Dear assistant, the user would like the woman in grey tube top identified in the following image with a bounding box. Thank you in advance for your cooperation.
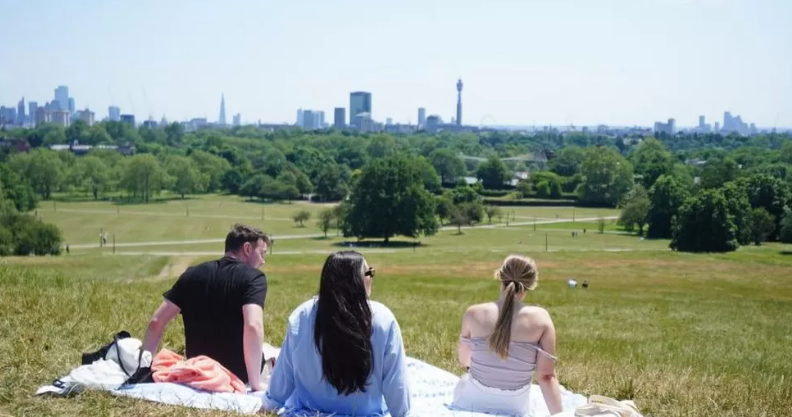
[451,255,563,416]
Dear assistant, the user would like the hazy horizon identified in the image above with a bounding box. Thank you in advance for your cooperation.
[1,0,790,128]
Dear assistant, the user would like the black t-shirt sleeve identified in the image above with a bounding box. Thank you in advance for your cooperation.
[241,271,267,307]
[163,267,192,309]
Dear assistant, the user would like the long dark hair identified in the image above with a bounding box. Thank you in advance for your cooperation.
[314,251,373,395]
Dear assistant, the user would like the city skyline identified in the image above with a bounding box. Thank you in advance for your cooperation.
[1,0,791,127]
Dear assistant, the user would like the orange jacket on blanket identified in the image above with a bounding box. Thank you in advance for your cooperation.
[152,349,247,393]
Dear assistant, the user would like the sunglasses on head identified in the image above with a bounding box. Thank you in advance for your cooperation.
[364,267,375,278]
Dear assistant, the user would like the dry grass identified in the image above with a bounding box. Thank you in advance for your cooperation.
[3,196,792,416]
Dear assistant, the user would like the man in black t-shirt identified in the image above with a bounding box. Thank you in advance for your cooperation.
[141,224,270,390]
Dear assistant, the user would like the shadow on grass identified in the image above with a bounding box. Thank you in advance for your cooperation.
[779,251,792,256]
[110,197,195,206]
[331,240,430,249]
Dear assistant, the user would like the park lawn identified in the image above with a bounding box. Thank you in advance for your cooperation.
[4,196,792,416]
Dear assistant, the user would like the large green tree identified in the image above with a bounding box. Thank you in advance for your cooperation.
[343,155,439,242]
[737,174,790,239]
[699,157,739,189]
[577,147,634,207]
[120,154,169,202]
[646,175,689,239]
[548,147,586,177]
[70,156,112,200]
[671,189,739,253]
[630,138,674,188]
[476,155,510,190]
[189,150,231,192]
[9,149,64,199]
[314,164,349,202]
[429,149,465,184]
[619,185,650,235]
[166,156,205,199]
[749,208,776,245]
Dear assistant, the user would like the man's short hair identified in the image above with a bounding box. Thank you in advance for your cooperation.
[225,224,269,253]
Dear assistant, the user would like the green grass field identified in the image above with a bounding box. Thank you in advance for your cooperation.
[2,195,791,416]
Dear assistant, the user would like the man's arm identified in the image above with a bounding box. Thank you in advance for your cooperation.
[242,303,265,391]
[142,300,180,354]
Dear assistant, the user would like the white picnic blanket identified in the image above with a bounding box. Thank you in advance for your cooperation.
[108,357,587,416]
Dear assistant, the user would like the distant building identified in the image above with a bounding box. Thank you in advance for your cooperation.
[17,98,26,125]
[77,109,95,126]
[0,106,16,125]
[697,115,711,133]
[36,107,51,125]
[653,118,676,135]
[714,122,720,133]
[28,101,38,126]
[722,111,751,135]
[302,110,315,130]
[350,91,372,126]
[333,107,346,128]
[456,79,463,126]
[386,118,393,126]
[233,113,241,127]
[426,115,442,133]
[55,86,69,113]
[296,109,304,126]
[51,110,71,127]
[108,106,121,121]
[68,97,75,115]
[219,93,227,125]
[120,114,136,126]
[315,111,325,129]
[354,112,373,133]
[142,120,158,129]
[418,107,426,128]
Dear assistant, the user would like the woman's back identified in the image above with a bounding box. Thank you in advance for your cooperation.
[462,302,554,389]
[264,298,410,417]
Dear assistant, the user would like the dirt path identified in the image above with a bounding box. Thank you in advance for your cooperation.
[151,256,196,281]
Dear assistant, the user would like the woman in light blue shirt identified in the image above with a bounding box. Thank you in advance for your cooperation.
[264,251,411,417]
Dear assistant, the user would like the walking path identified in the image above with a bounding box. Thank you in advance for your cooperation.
[52,208,293,222]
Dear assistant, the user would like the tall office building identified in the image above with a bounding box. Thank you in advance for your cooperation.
[54,86,69,112]
[120,114,136,126]
[36,107,51,125]
[349,92,372,126]
[302,110,315,130]
[233,113,241,127]
[456,79,463,126]
[296,109,304,126]
[418,108,426,127]
[0,107,16,125]
[714,122,720,133]
[219,94,227,125]
[78,109,95,126]
[68,98,76,115]
[108,106,121,121]
[51,110,71,127]
[699,116,705,128]
[28,101,38,126]
[386,118,393,126]
[334,107,346,128]
[17,98,26,125]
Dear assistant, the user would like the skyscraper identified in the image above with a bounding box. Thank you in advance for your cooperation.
[28,101,38,126]
[219,94,227,125]
[316,111,325,129]
[350,92,372,126]
[456,79,463,126]
[78,109,95,126]
[334,107,346,128]
[54,86,69,112]
[108,106,121,121]
[233,114,241,127]
[17,98,26,125]
[302,110,315,130]
[418,108,426,127]
[699,116,705,128]
[68,98,75,115]
[296,109,304,126]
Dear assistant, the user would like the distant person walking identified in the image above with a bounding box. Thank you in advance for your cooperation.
[142,224,270,390]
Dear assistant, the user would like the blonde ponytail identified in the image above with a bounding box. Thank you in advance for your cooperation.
[489,281,519,359]
[488,255,538,359]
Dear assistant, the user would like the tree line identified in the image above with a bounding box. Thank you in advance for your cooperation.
[2,121,792,254]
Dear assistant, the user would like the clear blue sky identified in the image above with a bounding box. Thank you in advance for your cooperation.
[1,0,790,127]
